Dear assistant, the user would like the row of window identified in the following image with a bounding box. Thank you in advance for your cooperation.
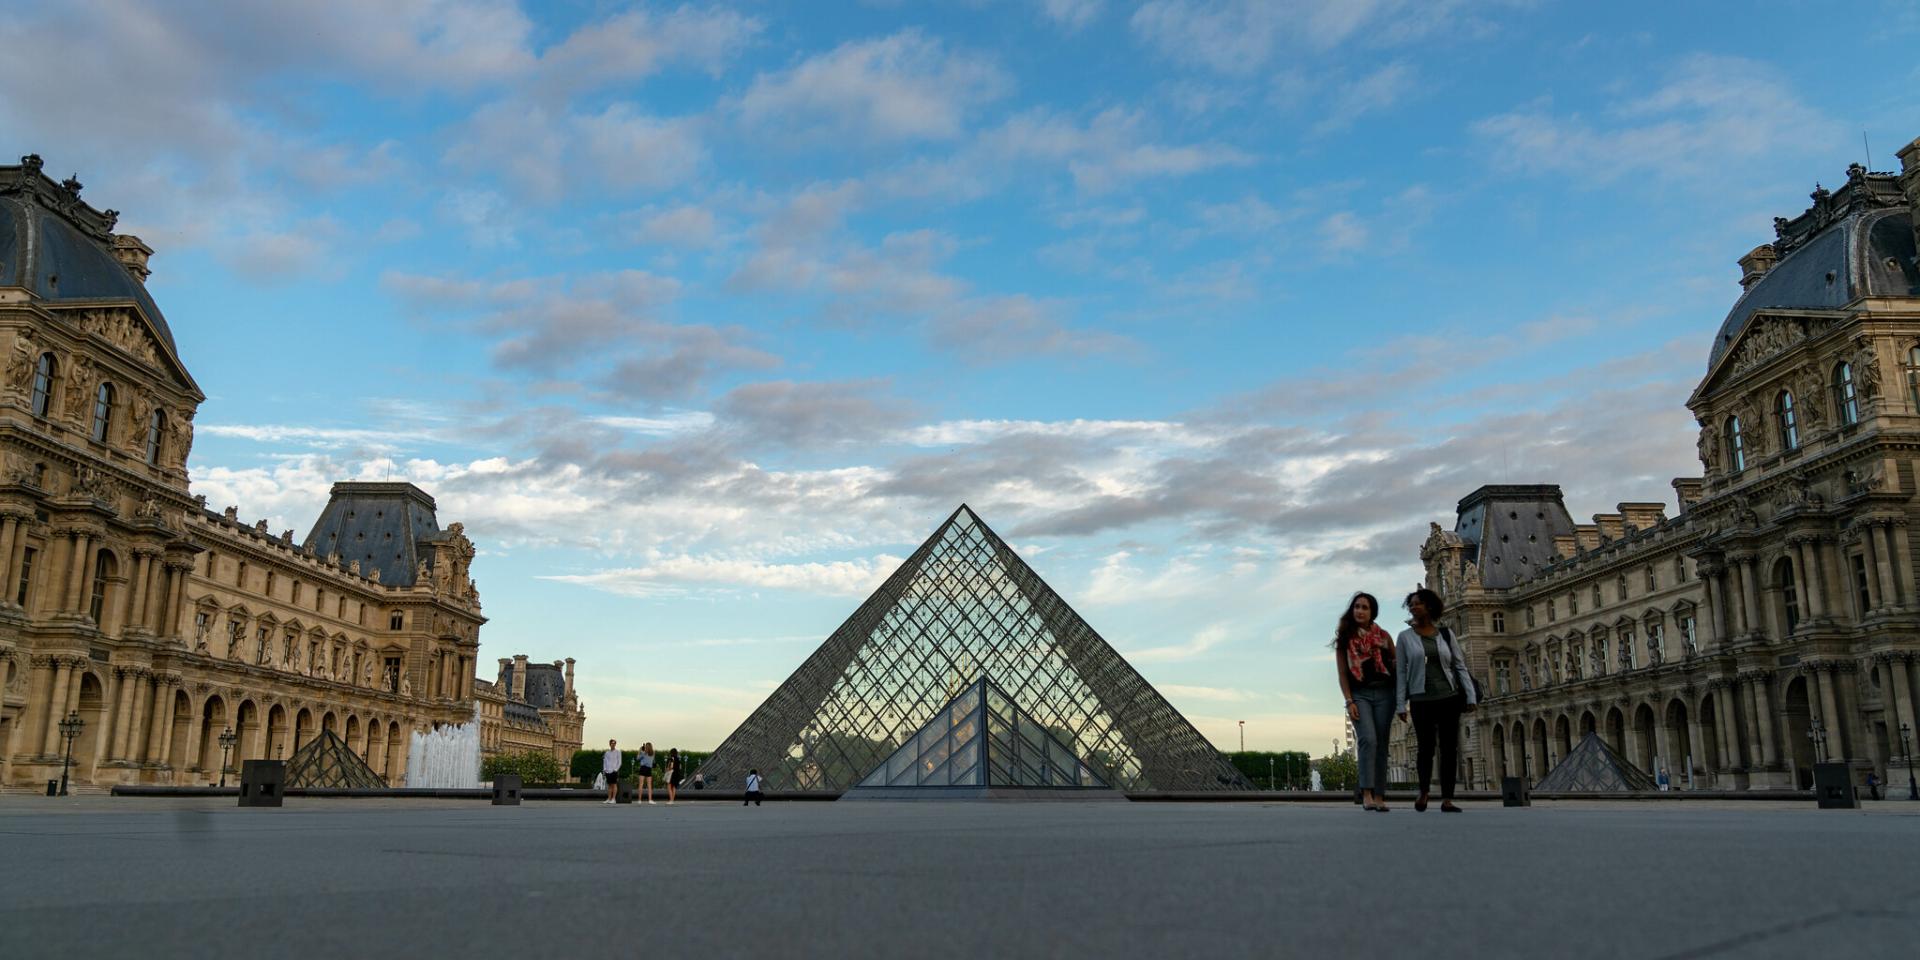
[1489,558,1687,633]
[29,352,166,465]
[1722,360,1868,473]
[1492,612,1699,694]
[204,551,408,630]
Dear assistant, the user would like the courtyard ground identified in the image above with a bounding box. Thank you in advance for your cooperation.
[2,796,1915,958]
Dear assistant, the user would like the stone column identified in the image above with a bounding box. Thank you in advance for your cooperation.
[1686,710,1706,785]
[1752,674,1778,766]
[21,656,54,756]
[126,552,151,632]
[182,705,204,774]
[1700,567,1723,646]
[1815,665,1845,760]
[1893,523,1917,611]
[41,657,73,755]
[1717,684,1739,771]
[1738,558,1762,636]
[1740,679,1763,768]
[145,559,167,633]
[0,516,17,603]
[62,531,90,614]
[109,668,138,760]
[153,678,180,768]
[166,561,190,640]
[127,674,154,764]
[1872,523,1901,610]
[4,514,30,604]
[1794,540,1825,620]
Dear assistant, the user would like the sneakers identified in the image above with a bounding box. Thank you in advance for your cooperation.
[647,799,657,805]
[602,799,614,805]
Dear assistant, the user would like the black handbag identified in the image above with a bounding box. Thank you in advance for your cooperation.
[1440,626,1483,703]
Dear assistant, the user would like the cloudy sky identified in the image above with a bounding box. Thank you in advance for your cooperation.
[4,0,1916,753]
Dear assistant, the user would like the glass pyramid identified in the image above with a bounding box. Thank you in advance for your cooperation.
[283,728,388,789]
[1533,731,1659,793]
[698,505,1250,794]
[851,678,1110,792]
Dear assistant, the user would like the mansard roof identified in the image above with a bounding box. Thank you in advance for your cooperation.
[0,155,179,355]
[302,482,444,587]
[1454,485,1575,590]
[1706,165,1918,374]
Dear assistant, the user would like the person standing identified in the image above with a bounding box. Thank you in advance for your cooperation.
[666,749,684,805]
[1395,587,1477,813]
[1334,592,1396,812]
[602,739,622,805]
[744,769,763,806]
[637,743,656,805]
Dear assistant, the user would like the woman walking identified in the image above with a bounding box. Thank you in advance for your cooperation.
[666,748,683,805]
[1335,592,1396,812]
[1395,587,1477,813]
[637,742,656,805]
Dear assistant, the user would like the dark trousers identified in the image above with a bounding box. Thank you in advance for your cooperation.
[744,790,762,806]
[1411,694,1465,799]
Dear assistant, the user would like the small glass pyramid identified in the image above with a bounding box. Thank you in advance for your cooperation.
[283,728,388,789]
[851,677,1110,793]
[1533,731,1659,793]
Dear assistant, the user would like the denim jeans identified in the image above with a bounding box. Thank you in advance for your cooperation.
[1352,685,1395,791]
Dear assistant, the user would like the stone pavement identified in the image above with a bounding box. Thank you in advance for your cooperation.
[2,796,1916,959]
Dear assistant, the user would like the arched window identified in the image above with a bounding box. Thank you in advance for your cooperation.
[1834,361,1858,425]
[1906,346,1920,411]
[1775,557,1799,632]
[144,409,165,465]
[1775,391,1798,451]
[90,382,115,442]
[30,353,54,418]
[1723,416,1745,472]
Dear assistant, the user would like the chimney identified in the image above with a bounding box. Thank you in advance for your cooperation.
[564,658,576,702]
[1551,533,1577,560]
[496,657,510,685]
[1573,524,1602,552]
[511,654,528,702]
[1737,244,1777,290]
[1592,513,1625,542]
[1672,478,1704,512]
[1899,136,1920,263]
[1618,502,1667,532]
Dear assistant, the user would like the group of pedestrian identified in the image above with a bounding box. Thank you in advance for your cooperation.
[599,740,688,805]
[1335,587,1478,813]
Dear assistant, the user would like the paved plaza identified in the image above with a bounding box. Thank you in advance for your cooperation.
[2,796,1916,959]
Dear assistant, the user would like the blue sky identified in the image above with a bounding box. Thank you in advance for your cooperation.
[4,0,1917,752]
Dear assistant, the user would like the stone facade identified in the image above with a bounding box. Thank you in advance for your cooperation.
[1400,140,1920,794]
[0,156,485,791]
[476,654,584,764]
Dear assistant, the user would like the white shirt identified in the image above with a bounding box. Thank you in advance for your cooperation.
[746,773,762,791]
[602,749,621,774]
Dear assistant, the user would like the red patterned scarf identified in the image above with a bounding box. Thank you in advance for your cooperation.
[1346,624,1391,681]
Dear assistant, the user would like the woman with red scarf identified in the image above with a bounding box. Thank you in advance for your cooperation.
[1334,591,1396,811]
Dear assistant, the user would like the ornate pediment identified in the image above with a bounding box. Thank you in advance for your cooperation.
[1717,313,1839,384]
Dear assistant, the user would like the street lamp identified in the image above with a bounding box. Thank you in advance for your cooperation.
[217,727,238,788]
[1268,755,1274,791]
[1901,723,1918,801]
[56,712,84,797]
[1237,720,1245,754]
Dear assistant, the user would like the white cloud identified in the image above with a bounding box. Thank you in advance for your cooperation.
[738,30,1010,143]
[1039,0,1103,30]
[544,553,906,598]
[626,205,721,248]
[1158,683,1259,702]
[1473,54,1838,183]
[1122,622,1233,663]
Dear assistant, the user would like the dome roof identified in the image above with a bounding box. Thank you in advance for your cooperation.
[1707,168,1918,374]
[0,156,179,355]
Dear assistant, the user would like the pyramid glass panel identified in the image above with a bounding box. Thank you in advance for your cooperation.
[282,729,387,789]
[700,506,1251,793]
[851,678,1113,795]
[1533,732,1660,792]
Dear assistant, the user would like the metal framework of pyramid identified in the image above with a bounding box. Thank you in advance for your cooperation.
[283,728,388,789]
[845,677,1116,797]
[698,505,1251,794]
[1533,731,1658,792]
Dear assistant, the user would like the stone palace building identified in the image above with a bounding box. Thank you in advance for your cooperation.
[477,655,585,763]
[0,155,581,791]
[1405,138,1920,794]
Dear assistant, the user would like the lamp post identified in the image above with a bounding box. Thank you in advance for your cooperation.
[1901,723,1918,801]
[1238,720,1245,754]
[56,712,84,797]
[1268,755,1274,791]
[217,727,237,788]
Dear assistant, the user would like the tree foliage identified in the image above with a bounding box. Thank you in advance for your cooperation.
[1314,752,1358,793]
[1224,751,1315,789]
[482,749,566,786]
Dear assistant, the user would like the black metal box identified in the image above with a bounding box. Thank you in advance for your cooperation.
[492,774,522,806]
[1812,763,1857,809]
[1501,776,1531,807]
[239,760,285,808]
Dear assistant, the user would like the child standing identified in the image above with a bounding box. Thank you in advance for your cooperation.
[744,769,763,806]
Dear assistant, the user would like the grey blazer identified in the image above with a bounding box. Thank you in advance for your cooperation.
[1395,625,1478,714]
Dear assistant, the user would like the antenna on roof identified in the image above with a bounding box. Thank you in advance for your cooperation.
[1864,130,1873,170]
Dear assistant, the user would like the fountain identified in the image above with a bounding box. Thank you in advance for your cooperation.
[1310,768,1323,792]
[405,711,481,788]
